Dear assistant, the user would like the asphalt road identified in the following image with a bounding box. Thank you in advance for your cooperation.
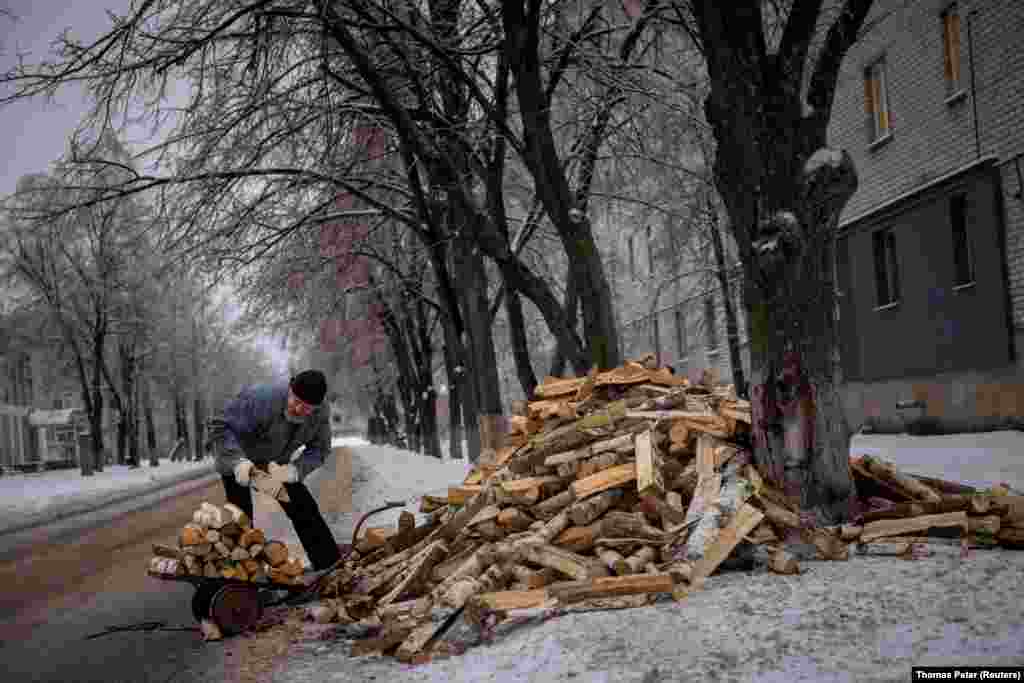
[0,478,229,683]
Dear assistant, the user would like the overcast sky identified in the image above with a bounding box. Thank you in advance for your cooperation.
[0,1,293,378]
[0,1,124,197]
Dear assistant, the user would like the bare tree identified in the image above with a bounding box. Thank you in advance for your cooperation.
[668,0,874,522]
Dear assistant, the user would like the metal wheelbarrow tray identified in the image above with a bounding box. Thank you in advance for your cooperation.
[148,501,407,636]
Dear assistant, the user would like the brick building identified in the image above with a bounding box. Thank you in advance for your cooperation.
[829,0,1024,428]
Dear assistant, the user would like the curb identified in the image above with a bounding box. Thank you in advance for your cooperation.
[0,464,220,538]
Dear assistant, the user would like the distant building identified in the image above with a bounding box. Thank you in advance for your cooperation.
[829,0,1024,429]
[596,175,750,388]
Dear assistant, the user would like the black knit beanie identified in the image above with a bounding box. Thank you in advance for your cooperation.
[290,370,328,405]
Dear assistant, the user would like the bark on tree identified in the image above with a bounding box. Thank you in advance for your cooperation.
[501,0,622,371]
[442,318,465,461]
[142,369,158,467]
[690,0,875,523]
[706,202,747,398]
[191,317,205,462]
[173,390,190,462]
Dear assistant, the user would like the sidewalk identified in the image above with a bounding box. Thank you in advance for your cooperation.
[0,459,216,537]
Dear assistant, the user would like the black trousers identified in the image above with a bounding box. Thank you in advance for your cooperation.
[220,475,341,571]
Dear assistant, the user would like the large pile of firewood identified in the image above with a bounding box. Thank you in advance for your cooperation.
[147,502,306,585]
[304,360,1023,665]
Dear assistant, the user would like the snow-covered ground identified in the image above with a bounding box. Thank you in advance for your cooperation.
[851,430,1024,493]
[4,430,1020,541]
[212,436,1024,683]
[0,459,215,535]
[255,437,472,567]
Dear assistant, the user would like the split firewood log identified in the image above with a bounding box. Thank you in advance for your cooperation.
[222,503,252,529]
[568,489,621,527]
[179,523,206,548]
[239,528,266,548]
[262,541,290,567]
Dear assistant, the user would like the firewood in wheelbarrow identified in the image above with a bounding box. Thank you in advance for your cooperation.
[179,523,206,548]
[152,544,183,560]
[222,503,252,530]
[239,528,266,548]
[147,556,186,577]
[262,541,289,567]
[277,557,305,577]
[200,619,223,642]
[269,567,297,585]
[183,543,213,558]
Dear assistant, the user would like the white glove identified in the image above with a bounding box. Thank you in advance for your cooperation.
[268,461,299,483]
[234,459,254,486]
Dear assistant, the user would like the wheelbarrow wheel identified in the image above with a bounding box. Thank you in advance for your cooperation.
[209,584,263,636]
[191,583,219,623]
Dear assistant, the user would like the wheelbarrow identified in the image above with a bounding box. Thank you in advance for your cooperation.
[150,501,407,637]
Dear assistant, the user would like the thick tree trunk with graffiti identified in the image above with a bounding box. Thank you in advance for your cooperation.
[691,0,875,523]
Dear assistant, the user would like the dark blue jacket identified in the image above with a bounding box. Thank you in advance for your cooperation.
[207,382,332,482]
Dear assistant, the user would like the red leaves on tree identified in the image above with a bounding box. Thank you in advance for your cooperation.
[353,124,387,159]
[337,256,370,289]
[320,218,369,260]
[349,315,387,366]
[623,0,643,19]
[319,318,347,353]
[287,271,305,290]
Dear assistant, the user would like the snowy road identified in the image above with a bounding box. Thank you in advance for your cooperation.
[0,478,227,683]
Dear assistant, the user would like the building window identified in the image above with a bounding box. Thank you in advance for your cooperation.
[704,296,719,350]
[950,193,974,287]
[864,58,891,143]
[941,5,963,97]
[872,228,900,307]
[674,305,688,359]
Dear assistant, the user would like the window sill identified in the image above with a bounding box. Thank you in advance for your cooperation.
[868,132,893,152]
[705,348,722,357]
[945,89,967,106]
[953,281,976,292]
[874,300,900,312]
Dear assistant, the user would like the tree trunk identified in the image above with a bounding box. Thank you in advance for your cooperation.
[689,0,874,528]
[451,220,499,463]
[120,341,139,468]
[442,320,465,461]
[419,386,441,459]
[173,390,190,462]
[708,205,748,398]
[91,338,105,472]
[143,373,158,467]
[504,288,538,401]
[549,271,580,378]
[72,351,95,477]
[192,391,205,462]
[736,149,861,525]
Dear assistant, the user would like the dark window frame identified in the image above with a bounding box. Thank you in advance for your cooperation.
[950,192,974,288]
[872,227,900,308]
[863,57,892,145]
